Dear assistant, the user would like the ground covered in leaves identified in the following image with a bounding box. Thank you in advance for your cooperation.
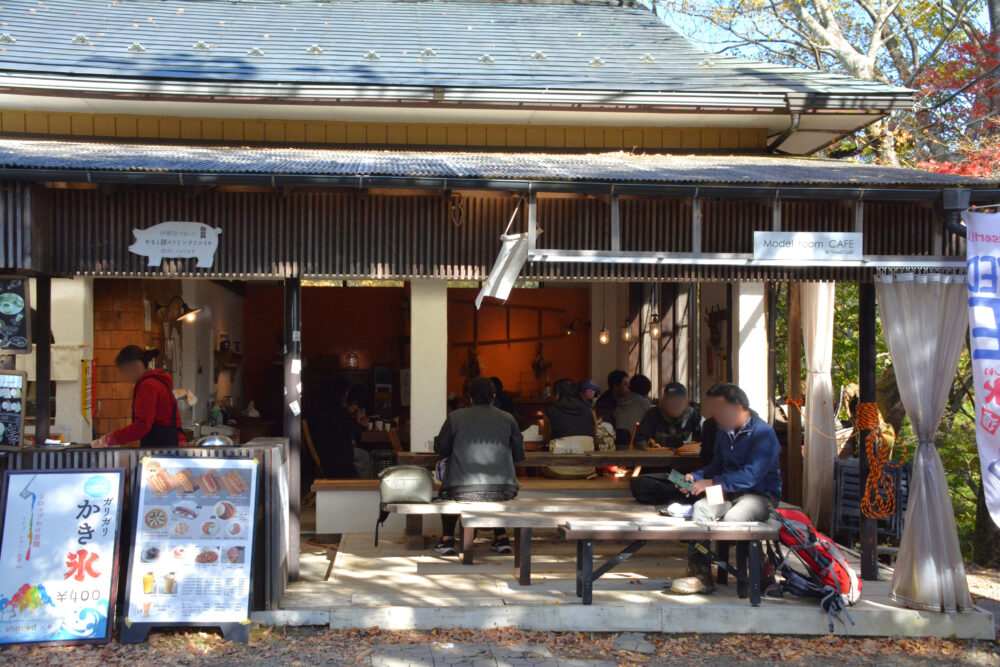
[1,626,997,666]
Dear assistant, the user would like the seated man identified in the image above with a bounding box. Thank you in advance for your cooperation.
[670,382,781,595]
[634,382,702,451]
[433,377,526,556]
[613,374,652,448]
[543,378,597,479]
[594,369,629,426]
[577,378,600,407]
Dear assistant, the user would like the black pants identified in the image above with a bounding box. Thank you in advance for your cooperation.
[441,515,506,540]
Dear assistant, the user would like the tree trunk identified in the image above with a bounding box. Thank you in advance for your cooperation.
[973,482,1000,568]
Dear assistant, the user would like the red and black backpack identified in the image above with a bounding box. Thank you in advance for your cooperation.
[766,508,862,632]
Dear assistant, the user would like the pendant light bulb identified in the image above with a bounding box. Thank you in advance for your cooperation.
[598,328,610,345]
[648,313,661,340]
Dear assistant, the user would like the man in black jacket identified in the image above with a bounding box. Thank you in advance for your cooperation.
[594,369,629,426]
[634,382,702,451]
[433,377,525,556]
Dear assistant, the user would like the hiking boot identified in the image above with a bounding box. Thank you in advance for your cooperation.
[433,540,457,556]
[669,557,716,595]
[491,536,512,554]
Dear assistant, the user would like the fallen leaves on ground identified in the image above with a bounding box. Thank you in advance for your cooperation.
[0,625,997,666]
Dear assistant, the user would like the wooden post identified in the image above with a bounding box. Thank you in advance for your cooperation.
[284,277,302,581]
[766,283,777,425]
[786,283,803,507]
[34,276,51,445]
[857,282,879,580]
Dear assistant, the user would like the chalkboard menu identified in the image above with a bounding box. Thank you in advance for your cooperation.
[0,470,125,646]
[0,278,30,354]
[121,456,258,643]
[0,372,25,448]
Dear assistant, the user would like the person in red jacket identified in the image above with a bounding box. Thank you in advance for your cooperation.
[92,346,186,448]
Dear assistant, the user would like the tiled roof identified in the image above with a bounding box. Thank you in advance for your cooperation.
[0,138,985,187]
[0,0,910,103]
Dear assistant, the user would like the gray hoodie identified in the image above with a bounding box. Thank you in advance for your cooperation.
[613,393,652,436]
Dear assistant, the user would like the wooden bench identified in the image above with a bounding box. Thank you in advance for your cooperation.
[459,508,647,585]
[558,519,779,606]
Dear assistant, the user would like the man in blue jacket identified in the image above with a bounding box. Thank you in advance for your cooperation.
[670,382,781,595]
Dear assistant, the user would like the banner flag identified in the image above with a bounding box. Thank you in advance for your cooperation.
[963,210,1000,528]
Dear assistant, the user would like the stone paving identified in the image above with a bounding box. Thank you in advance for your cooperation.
[368,642,616,667]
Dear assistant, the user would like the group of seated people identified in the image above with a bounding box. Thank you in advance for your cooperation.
[431,375,782,596]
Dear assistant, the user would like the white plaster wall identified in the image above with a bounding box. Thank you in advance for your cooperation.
[178,280,244,424]
[409,279,448,453]
[16,277,94,442]
[732,282,769,417]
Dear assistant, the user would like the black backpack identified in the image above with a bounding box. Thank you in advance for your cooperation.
[629,472,690,506]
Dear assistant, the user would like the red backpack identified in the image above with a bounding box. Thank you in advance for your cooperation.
[767,509,862,631]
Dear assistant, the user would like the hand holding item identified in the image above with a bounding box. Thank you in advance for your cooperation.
[688,477,714,497]
[91,436,110,448]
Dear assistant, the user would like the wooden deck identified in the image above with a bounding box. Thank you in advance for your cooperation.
[267,528,996,640]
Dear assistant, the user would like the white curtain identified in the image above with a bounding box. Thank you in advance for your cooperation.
[876,273,972,613]
[801,282,837,530]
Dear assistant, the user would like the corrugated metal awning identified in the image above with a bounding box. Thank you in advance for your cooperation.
[0,139,990,189]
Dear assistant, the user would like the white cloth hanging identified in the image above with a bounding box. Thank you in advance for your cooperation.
[801,281,837,530]
[876,273,972,613]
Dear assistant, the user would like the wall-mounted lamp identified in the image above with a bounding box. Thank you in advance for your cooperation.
[345,351,360,369]
[155,296,201,323]
[564,318,587,336]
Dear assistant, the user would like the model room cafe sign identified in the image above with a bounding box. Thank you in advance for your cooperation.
[753,232,863,262]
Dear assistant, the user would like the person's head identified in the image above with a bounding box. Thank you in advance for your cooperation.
[114,345,158,384]
[553,378,578,400]
[578,379,600,403]
[659,382,690,418]
[490,377,505,393]
[629,374,652,400]
[705,382,751,430]
[468,377,496,406]
[608,370,629,398]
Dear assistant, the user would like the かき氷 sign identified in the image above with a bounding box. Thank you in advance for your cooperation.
[0,470,125,646]
[128,222,222,268]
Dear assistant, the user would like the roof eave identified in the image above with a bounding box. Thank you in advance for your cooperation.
[0,73,915,113]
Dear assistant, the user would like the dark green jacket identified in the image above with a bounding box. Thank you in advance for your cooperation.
[434,404,525,497]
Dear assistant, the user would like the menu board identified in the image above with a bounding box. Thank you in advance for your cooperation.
[0,372,26,447]
[0,278,30,353]
[0,470,125,646]
[122,456,257,641]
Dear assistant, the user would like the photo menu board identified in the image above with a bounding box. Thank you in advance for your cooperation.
[121,457,257,643]
[0,470,125,646]
[0,278,30,354]
[0,372,26,447]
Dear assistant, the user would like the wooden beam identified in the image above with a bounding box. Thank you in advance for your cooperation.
[34,276,51,445]
[691,198,702,254]
[610,192,621,252]
[284,277,302,582]
[786,282,803,507]
[857,281,879,581]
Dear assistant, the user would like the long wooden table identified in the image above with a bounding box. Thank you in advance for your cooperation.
[397,450,702,471]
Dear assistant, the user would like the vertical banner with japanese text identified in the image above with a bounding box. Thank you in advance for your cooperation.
[0,470,124,645]
[963,210,1000,529]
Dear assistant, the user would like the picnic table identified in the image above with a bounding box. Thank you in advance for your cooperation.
[558,519,779,606]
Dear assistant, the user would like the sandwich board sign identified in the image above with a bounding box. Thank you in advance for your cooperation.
[120,456,258,643]
[0,469,125,646]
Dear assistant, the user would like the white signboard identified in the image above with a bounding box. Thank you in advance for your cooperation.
[753,232,863,261]
[0,470,124,645]
[129,222,222,268]
[123,457,257,637]
[962,210,1000,529]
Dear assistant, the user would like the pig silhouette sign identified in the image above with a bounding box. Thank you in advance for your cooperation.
[129,222,222,268]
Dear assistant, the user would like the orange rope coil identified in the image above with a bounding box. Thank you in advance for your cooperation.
[857,402,905,519]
